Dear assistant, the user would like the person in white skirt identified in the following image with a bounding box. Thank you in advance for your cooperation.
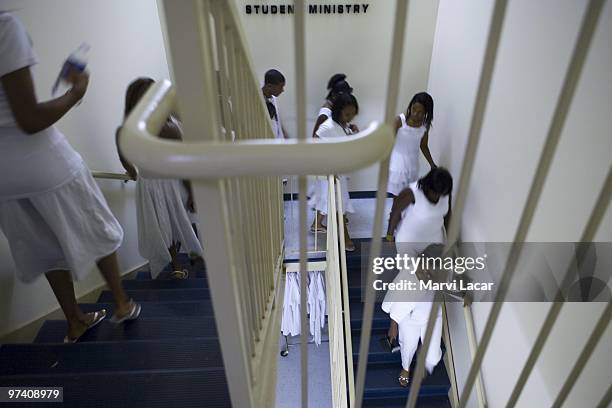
[308,93,359,251]
[382,168,452,386]
[308,74,358,233]
[116,78,203,280]
[0,13,140,343]
[386,92,437,240]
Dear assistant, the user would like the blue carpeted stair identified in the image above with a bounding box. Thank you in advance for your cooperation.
[349,238,452,408]
[0,255,231,407]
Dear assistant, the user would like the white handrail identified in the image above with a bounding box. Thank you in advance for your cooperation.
[335,177,355,407]
[326,175,348,408]
[463,304,488,408]
[119,81,394,179]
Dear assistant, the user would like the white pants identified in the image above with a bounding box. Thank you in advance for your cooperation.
[398,311,443,373]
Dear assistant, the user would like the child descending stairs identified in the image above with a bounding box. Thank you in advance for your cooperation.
[348,238,453,407]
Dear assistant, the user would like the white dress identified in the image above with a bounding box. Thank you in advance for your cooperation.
[387,114,427,196]
[307,107,332,201]
[280,270,327,346]
[308,118,354,215]
[136,171,203,278]
[381,182,448,372]
[0,13,123,282]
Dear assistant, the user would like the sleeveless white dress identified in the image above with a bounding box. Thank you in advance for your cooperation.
[308,117,354,214]
[387,113,427,196]
[307,106,332,201]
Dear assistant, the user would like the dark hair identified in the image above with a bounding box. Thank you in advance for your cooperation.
[418,167,452,196]
[124,77,154,118]
[328,80,353,101]
[264,69,285,85]
[407,92,434,130]
[326,73,353,100]
[327,73,346,90]
[331,93,359,124]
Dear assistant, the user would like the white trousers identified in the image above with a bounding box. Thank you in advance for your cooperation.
[398,311,443,373]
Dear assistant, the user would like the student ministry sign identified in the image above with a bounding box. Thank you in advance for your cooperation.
[245,3,371,15]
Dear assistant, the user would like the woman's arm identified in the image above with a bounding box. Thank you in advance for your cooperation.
[444,191,452,231]
[115,127,137,180]
[387,188,415,237]
[311,114,328,138]
[420,130,437,168]
[394,115,401,134]
[1,66,88,134]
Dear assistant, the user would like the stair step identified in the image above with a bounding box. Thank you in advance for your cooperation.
[349,302,389,332]
[363,363,450,400]
[0,338,223,376]
[0,368,230,408]
[352,333,447,366]
[79,301,214,318]
[97,288,210,303]
[363,395,451,407]
[34,317,217,343]
[121,278,208,290]
[135,268,206,280]
[351,334,401,365]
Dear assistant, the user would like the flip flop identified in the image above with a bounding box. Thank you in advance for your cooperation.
[398,374,410,387]
[110,301,141,324]
[63,309,107,343]
[310,225,327,233]
[170,269,189,280]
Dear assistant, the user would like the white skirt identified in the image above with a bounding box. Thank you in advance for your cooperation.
[136,177,203,278]
[307,176,354,215]
[0,165,123,283]
[387,169,417,196]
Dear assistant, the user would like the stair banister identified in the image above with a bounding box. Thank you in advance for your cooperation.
[119,81,394,180]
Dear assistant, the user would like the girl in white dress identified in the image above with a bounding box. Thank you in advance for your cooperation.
[309,74,358,235]
[386,92,437,239]
[382,168,453,386]
[0,13,140,343]
[116,78,203,279]
[309,93,359,251]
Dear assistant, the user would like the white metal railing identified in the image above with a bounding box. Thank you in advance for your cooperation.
[119,1,393,407]
[120,0,610,407]
[324,176,355,407]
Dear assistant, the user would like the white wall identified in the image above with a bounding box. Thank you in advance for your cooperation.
[235,0,440,191]
[0,0,170,337]
[428,0,612,406]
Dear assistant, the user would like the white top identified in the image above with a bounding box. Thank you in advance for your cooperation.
[0,13,83,200]
[315,117,351,139]
[317,106,331,119]
[267,95,284,139]
[396,181,448,244]
[389,113,426,178]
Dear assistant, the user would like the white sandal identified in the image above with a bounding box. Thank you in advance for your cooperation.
[63,310,107,343]
[110,301,141,324]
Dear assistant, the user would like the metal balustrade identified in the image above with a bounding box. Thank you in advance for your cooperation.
[119,0,610,407]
